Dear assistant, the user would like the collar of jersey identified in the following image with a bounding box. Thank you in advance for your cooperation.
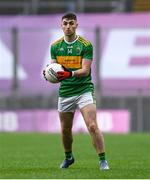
[64,35,79,44]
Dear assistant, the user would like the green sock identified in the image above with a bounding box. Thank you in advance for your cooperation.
[98,152,106,161]
[65,151,73,159]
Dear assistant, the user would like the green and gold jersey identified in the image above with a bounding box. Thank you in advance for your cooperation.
[51,35,94,97]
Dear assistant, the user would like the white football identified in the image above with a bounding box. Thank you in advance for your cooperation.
[45,63,64,83]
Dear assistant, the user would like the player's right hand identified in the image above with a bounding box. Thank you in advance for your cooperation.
[57,66,73,81]
[57,70,72,81]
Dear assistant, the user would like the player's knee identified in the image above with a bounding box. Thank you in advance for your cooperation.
[88,123,97,133]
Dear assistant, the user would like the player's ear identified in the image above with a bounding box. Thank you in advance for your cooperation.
[61,20,64,27]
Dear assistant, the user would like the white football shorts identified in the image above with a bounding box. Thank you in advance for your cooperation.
[58,91,96,112]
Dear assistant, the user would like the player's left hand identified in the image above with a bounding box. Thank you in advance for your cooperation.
[43,64,50,81]
[43,69,48,81]
[57,66,72,81]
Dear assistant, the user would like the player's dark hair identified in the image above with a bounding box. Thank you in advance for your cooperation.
[62,13,77,21]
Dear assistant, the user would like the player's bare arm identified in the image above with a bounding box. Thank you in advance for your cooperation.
[73,59,92,77]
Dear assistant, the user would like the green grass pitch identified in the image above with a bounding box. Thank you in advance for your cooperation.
[0,132,150,179]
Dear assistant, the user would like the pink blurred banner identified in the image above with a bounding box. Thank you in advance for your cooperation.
[0,109,130,134]
[0,13,150,96]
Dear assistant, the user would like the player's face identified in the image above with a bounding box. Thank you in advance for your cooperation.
[61,18,78,36]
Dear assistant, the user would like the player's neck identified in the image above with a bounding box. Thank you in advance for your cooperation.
[64,34,77,43]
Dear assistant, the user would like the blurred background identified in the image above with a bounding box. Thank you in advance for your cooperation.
[0,0,150,133]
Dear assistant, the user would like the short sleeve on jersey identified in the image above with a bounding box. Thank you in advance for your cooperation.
[83,43,93,60]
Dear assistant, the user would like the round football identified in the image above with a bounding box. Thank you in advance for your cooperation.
[45,63,64,83]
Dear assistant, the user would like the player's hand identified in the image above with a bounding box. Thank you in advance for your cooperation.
[43,64,50,81]
[43,69,48,81]
[57,66,72,81]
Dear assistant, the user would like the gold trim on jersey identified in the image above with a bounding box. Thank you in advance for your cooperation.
[78,36,91,46]
[51,37,64,46]
[57,56,82,68]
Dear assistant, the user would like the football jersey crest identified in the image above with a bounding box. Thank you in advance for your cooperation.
[76,47,81,55]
